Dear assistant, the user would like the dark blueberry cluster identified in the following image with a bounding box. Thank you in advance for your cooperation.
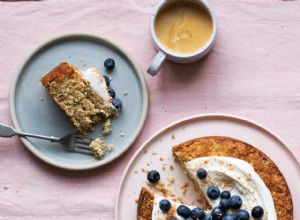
[150,170,264,220]
[102,62,122,110]
[203,186,264,220]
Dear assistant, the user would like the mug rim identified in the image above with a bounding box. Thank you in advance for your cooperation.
[150,0,218,59]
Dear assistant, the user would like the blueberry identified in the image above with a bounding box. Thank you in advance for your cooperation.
[177,205,192,218]
[220,191,231,199]
[147,170,160,183]
[108,88,116,98]
[222,214,237,220]
[203,213,212,220]
[219,199,230,211]
[196,168,207,179]
[104,58,115,70]
[159,199,171,212]
[229,195,243,209]
[103,75,110,87]
[251,206,264,218]
[112,98,122,110]
[235,210,250,220]
[206,186,220,200]
[211,207,225,220]
[191,207,205,219]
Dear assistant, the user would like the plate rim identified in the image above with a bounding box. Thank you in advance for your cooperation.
[113,113,300,220]
[9,33,149,171]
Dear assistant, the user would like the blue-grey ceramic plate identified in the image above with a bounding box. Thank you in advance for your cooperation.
[9,33,148,170]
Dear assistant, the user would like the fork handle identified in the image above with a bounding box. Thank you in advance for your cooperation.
[0,123,59,142]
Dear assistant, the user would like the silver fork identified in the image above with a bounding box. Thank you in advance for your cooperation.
[0,123,94,154]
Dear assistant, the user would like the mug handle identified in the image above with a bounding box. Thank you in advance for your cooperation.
[147,50,167,76]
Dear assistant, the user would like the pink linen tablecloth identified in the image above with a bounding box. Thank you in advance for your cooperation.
[0,0,300,219]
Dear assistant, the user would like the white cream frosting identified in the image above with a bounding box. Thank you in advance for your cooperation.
[152,194,197,220]
[186,156,276,219]
[150,156,276,220]
[80,68,112,106]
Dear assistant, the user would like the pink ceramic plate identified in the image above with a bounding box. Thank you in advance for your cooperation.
[115,114,300,219]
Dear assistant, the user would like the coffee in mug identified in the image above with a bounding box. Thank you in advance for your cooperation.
[154,1,213,55]
[147,0,217,76]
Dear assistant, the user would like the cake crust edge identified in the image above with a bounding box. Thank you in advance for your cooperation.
[172,136,293,220]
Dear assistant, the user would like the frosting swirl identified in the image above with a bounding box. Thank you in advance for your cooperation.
[186,156,276,219]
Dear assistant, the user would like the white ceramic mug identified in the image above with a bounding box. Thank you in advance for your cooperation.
[147,0,218,76]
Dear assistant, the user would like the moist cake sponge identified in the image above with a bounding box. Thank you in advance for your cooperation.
[172,136,293,220]
[40,62,117,134]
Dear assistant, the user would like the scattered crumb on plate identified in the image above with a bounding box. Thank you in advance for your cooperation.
[103,119,112,135]
[167,177,175,183]
[89,138,105,158]
[106,143,114,152]
[89,138,115,159]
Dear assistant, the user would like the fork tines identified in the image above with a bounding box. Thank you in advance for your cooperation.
[74,135,94,145]
[73,135,95,154]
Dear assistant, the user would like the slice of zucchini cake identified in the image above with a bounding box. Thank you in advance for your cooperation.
[40,62,121,134]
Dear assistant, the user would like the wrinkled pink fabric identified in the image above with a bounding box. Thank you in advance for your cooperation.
[0,0,300,219]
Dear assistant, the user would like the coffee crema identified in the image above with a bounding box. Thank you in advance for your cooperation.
[154,1,213,55]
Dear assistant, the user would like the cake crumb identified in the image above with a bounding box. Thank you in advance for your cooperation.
[176,196,184,203]
[170,165,174,170]
[109,76,112,81]
[171,134,175,139]
[181,182,189,195]
[141,168,148,173]
[151,150,157,155]
[106,143,114,152]
[102,119,112,135]
[40,97,44,101]
[146,162,150,166]
[89,138,105,158]
[134,169,138,174]
[154,183,169,197]
[89,138,114,158]
[167,177,175,183]
[120,132,125,137]
[124,91,128,96]
[162,166,166,171]
[144,150,148,154]
[160,157,164,161]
